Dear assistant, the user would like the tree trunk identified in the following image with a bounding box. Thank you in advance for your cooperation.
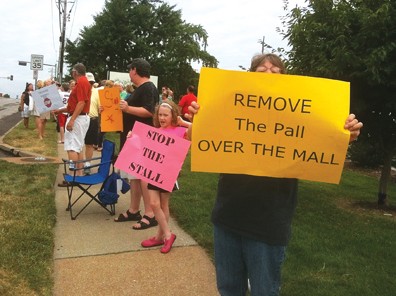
[377,149,394,207]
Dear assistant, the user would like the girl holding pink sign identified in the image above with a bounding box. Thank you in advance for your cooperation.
[140,101,192,253]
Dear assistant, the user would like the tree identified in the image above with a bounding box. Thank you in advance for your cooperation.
[65,0,217,97]
[281,0,396,206]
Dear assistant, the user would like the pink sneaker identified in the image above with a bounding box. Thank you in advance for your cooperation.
[160,233,176,254]
[141,237,164,248]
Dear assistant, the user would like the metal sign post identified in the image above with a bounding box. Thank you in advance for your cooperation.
[33,70,38,88]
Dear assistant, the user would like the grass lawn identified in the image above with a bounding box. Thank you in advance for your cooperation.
[1,121,395,295]
[171,155,396,296]
[2,117,58,157]
[1,119,58,295]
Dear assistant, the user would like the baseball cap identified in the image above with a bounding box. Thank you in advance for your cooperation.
[127,58,151,78]
[86,72,95,82]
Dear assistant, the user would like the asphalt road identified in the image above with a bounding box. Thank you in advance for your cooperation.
[0,112,21,136]
[0,98,21,157]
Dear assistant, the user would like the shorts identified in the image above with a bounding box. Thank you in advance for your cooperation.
[119,170,138,180]
[84,117,99,145]
[57,113,67,128]
[64,115,90,153]
[147,181,179,193]
[31,106,51,119]
[21,104,30,118]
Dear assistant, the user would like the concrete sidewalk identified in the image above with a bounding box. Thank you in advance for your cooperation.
[52,144,218,295]
[0,105,218,295]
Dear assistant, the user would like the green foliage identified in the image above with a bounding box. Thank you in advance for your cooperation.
[348,139,383,167]
[281,0,396,196]
[281,170,396,295]
[65,0,218,97]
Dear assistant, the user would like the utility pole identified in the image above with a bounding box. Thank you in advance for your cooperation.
[57,0,68,83]
[57,0,75,83]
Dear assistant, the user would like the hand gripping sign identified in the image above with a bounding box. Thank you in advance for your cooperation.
[115,122,191,191]
[192,68,351,184]
[31,84,63,114]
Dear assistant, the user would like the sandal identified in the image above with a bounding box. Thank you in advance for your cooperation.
[132,215,158,230]
[114,210,142,222]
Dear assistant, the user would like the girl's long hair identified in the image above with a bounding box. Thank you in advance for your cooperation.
[153,101,180,128]
[25,82,33,92]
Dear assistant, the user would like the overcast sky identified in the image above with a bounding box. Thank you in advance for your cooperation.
[0,0,305,98]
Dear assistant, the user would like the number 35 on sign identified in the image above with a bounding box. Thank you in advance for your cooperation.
[30,54,44,71]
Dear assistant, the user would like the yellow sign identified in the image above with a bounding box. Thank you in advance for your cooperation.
[99,88,123,132]
[191,68,351,184]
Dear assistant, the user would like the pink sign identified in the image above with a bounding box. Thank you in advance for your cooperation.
[115,122,191,191]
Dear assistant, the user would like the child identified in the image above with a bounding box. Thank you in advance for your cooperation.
[140,101,191,253]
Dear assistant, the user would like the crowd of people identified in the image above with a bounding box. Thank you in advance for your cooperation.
[18,54,363,295]
[18,59,197,254]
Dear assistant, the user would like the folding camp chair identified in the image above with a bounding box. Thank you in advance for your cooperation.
[61,139,117,220]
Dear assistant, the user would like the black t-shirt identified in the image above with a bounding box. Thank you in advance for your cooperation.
[120,81,157,149]
[212,173,298,246]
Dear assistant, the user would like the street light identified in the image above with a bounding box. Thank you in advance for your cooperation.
[0,75,13,80]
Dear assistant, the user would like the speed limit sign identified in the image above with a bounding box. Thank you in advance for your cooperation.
[30,54,44,71]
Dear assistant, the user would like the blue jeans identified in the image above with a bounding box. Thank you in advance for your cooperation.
[214,225,286,296]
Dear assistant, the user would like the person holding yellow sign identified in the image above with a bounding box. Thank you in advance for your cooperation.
[187,53,363,296]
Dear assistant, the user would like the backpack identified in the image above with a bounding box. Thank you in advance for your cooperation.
[98,172,130,205]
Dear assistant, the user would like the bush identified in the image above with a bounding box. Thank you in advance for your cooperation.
[349,140,383,168]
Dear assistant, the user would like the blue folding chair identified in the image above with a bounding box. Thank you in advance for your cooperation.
[61,139,118,220]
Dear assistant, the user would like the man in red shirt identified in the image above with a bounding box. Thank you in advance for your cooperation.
[178,85,197,122]
[55,63,91,179]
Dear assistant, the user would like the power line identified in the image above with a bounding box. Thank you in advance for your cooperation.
[56,0,63,33]
[50,0,58,57]
[68,0,78,39]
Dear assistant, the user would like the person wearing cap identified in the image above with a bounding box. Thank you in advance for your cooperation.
[83,72,100,174]
[114,58,158,230]
[55,63,91,181]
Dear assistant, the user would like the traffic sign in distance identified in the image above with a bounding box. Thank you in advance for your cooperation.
[30,54,44,71]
